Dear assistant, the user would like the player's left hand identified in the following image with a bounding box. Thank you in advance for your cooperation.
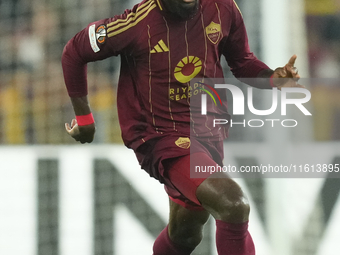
[272,55,305,90]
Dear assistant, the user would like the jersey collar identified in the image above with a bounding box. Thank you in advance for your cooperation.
[155,0,164,11]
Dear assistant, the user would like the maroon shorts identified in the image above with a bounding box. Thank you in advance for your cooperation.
[134,135,224,210]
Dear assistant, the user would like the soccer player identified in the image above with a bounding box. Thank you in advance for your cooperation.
[62,0,301,254]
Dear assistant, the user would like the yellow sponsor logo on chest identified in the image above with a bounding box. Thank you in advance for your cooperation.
[174,56,202,84]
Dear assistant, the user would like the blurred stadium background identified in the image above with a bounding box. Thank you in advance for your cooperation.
[0,0,340,254]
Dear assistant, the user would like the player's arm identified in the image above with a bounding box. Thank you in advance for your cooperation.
[222,0,302,89]
[62,10,139,143]
[62,20,114,143]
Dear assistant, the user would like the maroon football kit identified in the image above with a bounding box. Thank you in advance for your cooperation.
[62,0,270,207]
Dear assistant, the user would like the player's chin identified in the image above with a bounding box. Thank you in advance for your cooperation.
[177,2,199,19]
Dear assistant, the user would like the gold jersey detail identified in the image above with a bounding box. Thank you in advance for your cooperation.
[156,0,163,10]
[175,137,191,149]
[108,1,156,38]
[107,0,153,29]
[150,39,169,53]
[233,0,242,16]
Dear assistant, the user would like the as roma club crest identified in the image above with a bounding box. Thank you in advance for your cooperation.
[175,137,191,149]
[205,21,221,44]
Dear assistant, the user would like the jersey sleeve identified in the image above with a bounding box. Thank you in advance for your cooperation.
[62,6,143,97]
[221,0,270,79]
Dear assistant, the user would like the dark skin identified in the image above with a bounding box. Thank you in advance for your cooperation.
[65,0,304,251]
[160,0,199,20]
[65,96,95,144]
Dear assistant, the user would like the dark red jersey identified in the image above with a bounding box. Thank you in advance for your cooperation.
[62,0,270,149]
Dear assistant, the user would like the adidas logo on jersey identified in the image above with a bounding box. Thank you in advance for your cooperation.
[150,40,169,53]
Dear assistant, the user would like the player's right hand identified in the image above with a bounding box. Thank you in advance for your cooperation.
[65,118,95,144]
